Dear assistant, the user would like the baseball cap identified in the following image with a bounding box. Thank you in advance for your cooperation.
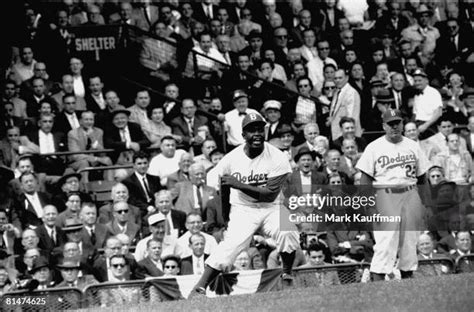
[263,100,282,111]
[382,109,403,123]
[148,212,166,226]
[412,69,428,78]
[242,113,266,130]
[232,90,248,102]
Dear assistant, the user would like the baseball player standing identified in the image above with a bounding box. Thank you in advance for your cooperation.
[356,109,430,281]
[190,112,300,296]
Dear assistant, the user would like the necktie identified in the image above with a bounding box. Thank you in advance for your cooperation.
[86,136,92,150]
[187,119,194,136]
[396,92,402,109]
[196,257,201,274]
[51,227,56,245]
[451,36,457,51]
[120,129,126,142]
[165,217,171,236]
[206,5,211,19]
[142,177,152,201]
[90,228,96,246]
[196,186,203,214]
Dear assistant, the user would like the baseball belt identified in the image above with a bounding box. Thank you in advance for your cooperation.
[383,185,416,194]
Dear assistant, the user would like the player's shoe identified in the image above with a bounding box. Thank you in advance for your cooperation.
[281,273,295,287]
[188,287,207,300]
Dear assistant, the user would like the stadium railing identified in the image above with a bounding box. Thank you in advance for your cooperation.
[0,287,83,311]
[292,262,371,287]
[414,256,455,277]
[454,254,474,273]
[82,280,149,308]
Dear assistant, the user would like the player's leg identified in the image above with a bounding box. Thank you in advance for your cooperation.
[370,191,403,281]
[261,206,300,277]
[191,205,263,294]
[398,190,424,278]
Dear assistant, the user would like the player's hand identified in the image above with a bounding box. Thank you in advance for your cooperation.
[221,174,241,188]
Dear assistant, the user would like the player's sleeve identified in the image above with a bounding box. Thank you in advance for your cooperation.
[355,144,375,178]
[415,143,431,176]
[267,147,292,178]
[206,154,231,190]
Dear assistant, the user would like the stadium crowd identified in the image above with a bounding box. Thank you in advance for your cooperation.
[1,0,474,296]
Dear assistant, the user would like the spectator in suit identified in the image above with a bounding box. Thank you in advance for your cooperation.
[307,40,338,95]
[2,80,27,119]
[35,205,64,254]
[167,152,193,190]
[53,94,81,135]
[67,111,112,180]
[51,75,87,113]
[104,108,150,164]
[0,127,21,170]
[320,149,353,184]
[12,172,50,229]
[123,151,162,215]
[149,190,186,238]
[29,257,54,290]
[331,117,367,153]
[105,202,141,246]
[375,2,409,40]
[135,238,164,279]
[193,0,219,24]
[451,231,473,272]
[19,113,67,176]
[295,123,320,152]
[79,202,109,251]
[171,98,210,155]
[55,258,98,290]
[174,212,218,259]
[328,69,362,141]
[173,163,218,217]
[84,76,107,115]
[92,237,124,282]
[0,209,18,257]
[284,146,327,198]
[51,173,91,214]
[128,90,152,135]
[417,233,444,260]
[132,0,159,32]
[8,46,36,85]
[181,233,209,275]
[19,62,54,99]
[97,183,141,226]
[263,100,284,142]
[298,243,340,285]
[23,78,57,120]
[161,83,181,125]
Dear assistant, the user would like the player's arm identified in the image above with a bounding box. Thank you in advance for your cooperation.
[221,173,289,202]
[359,171,374,186]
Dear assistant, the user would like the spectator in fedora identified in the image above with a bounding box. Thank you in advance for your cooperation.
[55,258,97,290]
[29,256,54,290]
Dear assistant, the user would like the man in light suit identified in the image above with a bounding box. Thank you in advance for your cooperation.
[329,69,361,141]
[67,111,112,180]
[172,163,218,217]
[127,90,153,134]
[180,233,209,275]
[135,238,164,279]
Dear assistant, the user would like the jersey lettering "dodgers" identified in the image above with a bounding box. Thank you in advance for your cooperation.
[356,136,430,186]
[211,142,292,208]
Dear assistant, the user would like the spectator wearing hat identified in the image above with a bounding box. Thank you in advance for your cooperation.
[29,256,54,290]
[35,205,65,254]
[52,173,91,213]
[104,107,150,164]
[240,30,264,67]
[401,4,440,65]
[224,90,259,150]
[12,172,51,229]
[412,69,443,140]
[284,146,327,198]
[56,257,98,291]
[59,217,97,265]
[263,100,284,141]
[16,247,40,280]
[134,212,178,262]
[55,192,82,229]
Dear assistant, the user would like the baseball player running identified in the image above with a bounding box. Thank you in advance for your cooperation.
[190,113,300,297]
[356,109,430,281]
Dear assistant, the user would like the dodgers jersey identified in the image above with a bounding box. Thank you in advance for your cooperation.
[356,136,431,186]
[210,142,292,208]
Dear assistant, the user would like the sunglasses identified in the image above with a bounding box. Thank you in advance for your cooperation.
[112,263,125,268]
[115,209,129,214]
[165,265,177,269]
[324,86,336,90]
[430,174,441,178]
[298,84,310,88]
